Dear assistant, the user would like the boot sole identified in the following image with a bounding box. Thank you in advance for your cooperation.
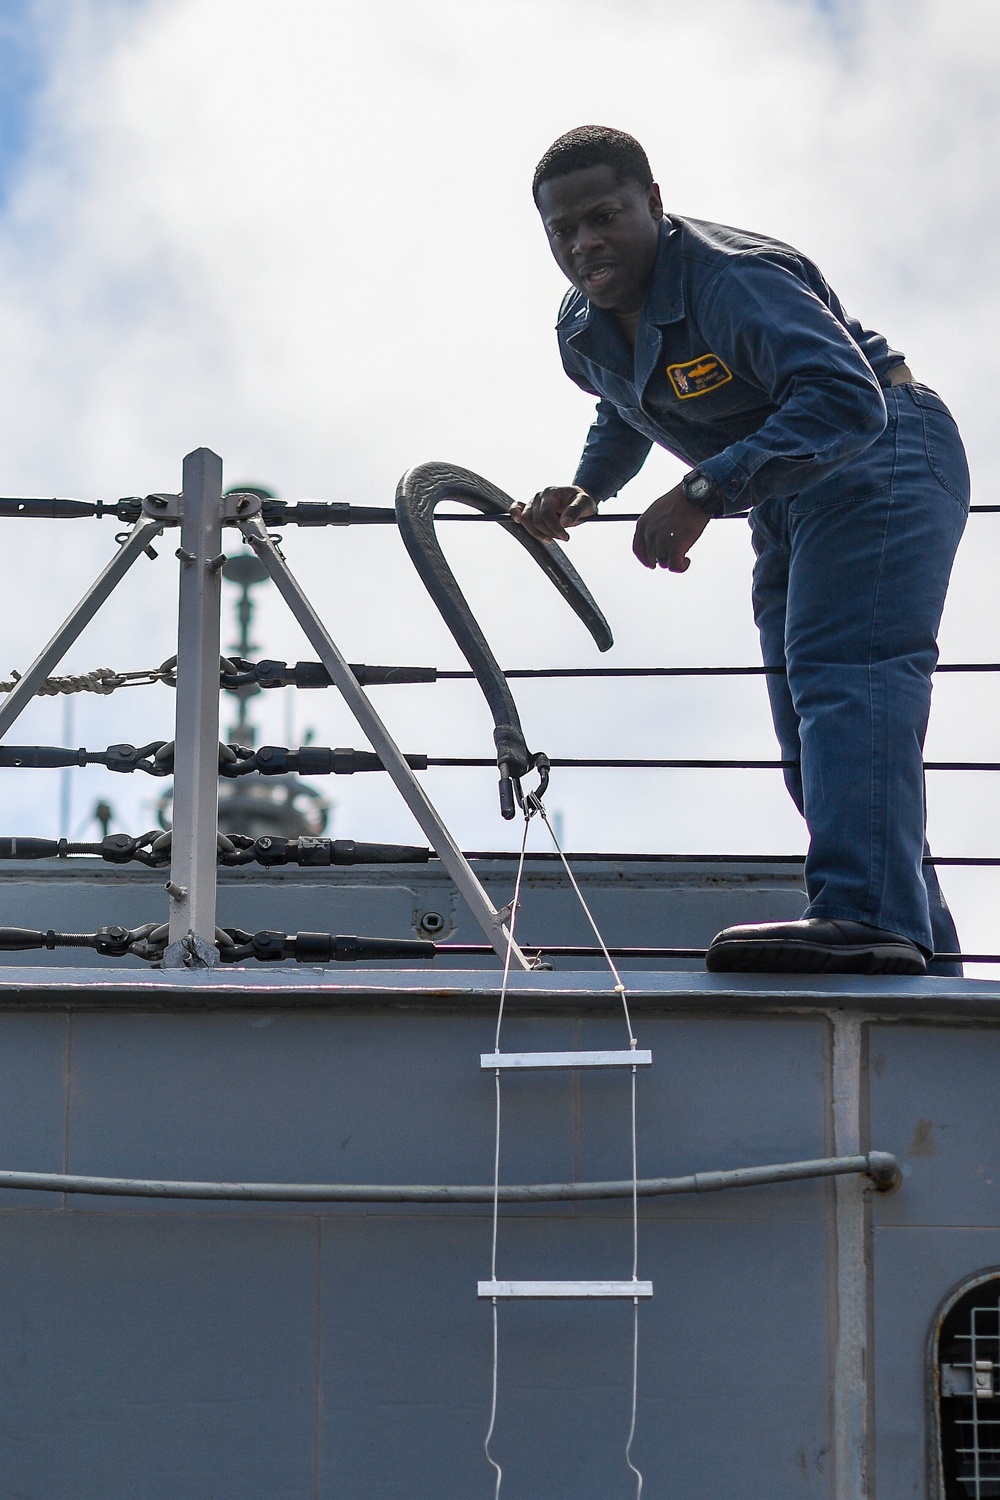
[705,938,926,976]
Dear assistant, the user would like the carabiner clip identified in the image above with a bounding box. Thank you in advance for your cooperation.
[508,751,550,821]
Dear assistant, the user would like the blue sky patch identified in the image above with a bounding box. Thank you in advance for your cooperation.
[0,2,47,206]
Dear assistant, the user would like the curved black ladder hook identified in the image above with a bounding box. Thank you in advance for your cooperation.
[395,463,613,817]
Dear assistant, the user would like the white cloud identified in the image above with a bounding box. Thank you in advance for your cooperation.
[0,0,997,957]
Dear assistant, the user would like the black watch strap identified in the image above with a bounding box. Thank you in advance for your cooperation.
[682,469,725,518]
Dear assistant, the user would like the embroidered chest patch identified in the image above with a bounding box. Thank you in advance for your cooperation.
[667,353,733,399]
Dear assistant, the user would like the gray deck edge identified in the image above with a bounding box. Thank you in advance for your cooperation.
[0,965,997,1022]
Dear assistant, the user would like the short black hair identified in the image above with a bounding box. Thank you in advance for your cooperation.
[532,126,654,203]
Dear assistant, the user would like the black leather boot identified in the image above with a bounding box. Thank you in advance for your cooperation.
[705,918,927,975]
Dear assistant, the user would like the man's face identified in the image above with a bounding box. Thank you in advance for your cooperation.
[536,165,663,314]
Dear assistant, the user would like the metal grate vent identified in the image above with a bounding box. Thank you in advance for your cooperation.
[936,1274,1000,1497]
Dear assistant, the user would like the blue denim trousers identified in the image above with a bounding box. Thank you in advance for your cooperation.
[750,383,970,966]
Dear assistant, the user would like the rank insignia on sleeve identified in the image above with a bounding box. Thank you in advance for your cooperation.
[667,353,733,399]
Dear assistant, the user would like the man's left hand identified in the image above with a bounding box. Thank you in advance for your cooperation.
[632,482,711,572]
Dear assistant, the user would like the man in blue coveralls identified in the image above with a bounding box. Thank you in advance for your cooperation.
[513,125,970,976]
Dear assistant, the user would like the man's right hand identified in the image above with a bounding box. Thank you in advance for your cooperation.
[510,485,598,543]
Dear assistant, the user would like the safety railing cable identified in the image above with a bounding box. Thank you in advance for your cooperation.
[4,742,998,775]
[2,840,999,870]
[2,497,997,523]
[444,661,1000,678]
[0,926,995,964]
[431,757,1000,772]
[4,657,997,696]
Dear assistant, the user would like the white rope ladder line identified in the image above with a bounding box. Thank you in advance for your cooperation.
[533,798,645,1499]
[625,1058,644,1500]
[483,793,645,1499]
[531,798,637,1049]
[484,803,533,1499]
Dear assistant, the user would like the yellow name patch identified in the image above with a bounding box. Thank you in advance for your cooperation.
[667,353,733,400]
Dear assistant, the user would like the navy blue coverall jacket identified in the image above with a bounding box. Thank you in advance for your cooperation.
[556,211,970,965]
[562,214,904,511]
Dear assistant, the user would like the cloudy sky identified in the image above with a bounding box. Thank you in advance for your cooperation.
[0,0,997,958]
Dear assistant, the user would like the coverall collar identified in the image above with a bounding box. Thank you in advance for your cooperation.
[564,218,685,384]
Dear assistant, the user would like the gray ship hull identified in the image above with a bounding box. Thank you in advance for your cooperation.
[0,952,995,1498]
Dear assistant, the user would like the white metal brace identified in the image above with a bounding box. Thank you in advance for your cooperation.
[479,1280,653,1300]
[481,1050,652,1070]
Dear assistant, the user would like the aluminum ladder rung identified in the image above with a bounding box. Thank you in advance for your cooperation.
[479,1279,653,1299]
[480,1049,652,1071]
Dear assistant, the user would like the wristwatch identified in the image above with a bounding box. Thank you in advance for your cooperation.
[682,469,725,518]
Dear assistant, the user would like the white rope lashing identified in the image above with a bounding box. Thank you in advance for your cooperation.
[484,795,645,1498]
[0,666,168,696]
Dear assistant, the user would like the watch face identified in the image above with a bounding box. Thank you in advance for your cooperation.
[687,474,712,500]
